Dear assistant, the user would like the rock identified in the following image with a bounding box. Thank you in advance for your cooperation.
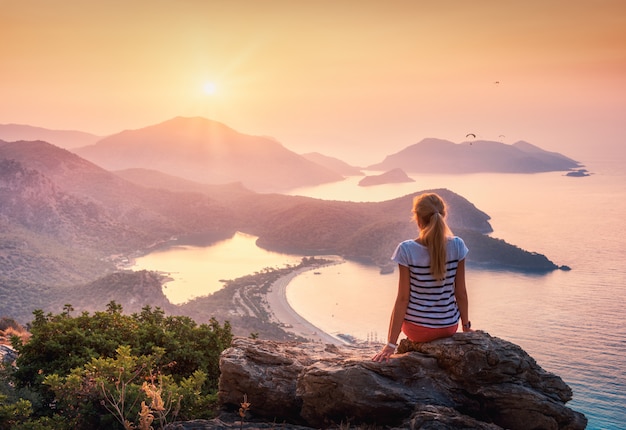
[565,169,590,177]
[0,344,17,364]
[164,415,314,429]
[215,332,587,430]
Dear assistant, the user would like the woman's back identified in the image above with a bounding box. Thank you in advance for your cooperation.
[392,237,468,328]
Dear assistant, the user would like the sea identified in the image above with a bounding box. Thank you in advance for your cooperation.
[133,154,626,429]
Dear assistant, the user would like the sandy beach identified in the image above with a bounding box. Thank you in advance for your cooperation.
[265,265,345,345]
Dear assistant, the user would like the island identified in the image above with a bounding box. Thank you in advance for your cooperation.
[358,168,415,186]
[566,169,591,177]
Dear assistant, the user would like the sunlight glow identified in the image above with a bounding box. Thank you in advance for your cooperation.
[202,82,216,95]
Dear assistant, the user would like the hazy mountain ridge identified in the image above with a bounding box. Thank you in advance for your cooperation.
[5,117,582,179]
[300,152,363,176]
[74,117,343,192]
[0,123,102,149]
[368,137,582,173]
[114,168,255,206]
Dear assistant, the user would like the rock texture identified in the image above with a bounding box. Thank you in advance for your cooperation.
[0,344,17,364]
[211,332,586,429]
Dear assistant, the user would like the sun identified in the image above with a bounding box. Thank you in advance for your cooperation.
[202,82,216,95]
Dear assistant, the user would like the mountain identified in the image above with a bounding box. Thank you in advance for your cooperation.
[0,140,556,272]
[1,139,563,324]
[74,117,343,192]
[367,138,582,173]
[300,152,363,176]
[0,123,102,149]
[0,139,240,284]
[114,168,254,202]
[0,139,239,232]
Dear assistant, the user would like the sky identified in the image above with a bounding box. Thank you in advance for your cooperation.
[2,0,625,165]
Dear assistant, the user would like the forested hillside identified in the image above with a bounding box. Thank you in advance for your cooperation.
[1,140,562,325]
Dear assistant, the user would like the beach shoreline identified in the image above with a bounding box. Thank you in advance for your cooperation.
[265,261,345,345]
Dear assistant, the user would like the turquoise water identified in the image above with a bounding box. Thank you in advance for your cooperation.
[285,156,626,430]
[134,155,626,429]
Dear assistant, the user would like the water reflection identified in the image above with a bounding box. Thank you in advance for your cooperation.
[129,165,625,428]
[131,232,301,304]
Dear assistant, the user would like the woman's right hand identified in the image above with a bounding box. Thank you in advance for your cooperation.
[372,344,396,362]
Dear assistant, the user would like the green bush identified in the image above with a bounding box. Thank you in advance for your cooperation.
[43,345,212,429]
[0,394,33,430]
[6,302,232,429]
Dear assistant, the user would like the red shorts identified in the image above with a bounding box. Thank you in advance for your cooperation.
[402,320,458,342]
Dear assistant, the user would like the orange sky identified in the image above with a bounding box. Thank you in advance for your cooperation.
[2,0,625,165]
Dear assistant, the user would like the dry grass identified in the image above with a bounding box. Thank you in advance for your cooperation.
[0,317,31,346]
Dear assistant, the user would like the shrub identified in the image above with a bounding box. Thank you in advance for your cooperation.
[8,302,232,429]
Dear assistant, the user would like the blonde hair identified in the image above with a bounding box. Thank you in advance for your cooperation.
[412,193,453,281]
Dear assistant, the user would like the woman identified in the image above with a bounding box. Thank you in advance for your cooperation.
[372,192,473,362]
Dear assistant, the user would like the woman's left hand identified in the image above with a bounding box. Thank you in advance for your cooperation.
[372,344,396,362]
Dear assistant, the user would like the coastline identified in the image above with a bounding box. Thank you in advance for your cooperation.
[265,262,345,346]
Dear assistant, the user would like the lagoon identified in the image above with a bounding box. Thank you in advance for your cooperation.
[132,155,626,429]
[132,232,300,304]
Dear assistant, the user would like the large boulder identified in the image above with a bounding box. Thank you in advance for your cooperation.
[215,332,587,429]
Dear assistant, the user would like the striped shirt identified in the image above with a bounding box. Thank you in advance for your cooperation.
[391,236,469,328]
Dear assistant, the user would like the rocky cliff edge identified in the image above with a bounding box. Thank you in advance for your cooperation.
[167,331,587,429]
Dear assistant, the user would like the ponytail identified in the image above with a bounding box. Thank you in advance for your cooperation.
[412,194,453,281]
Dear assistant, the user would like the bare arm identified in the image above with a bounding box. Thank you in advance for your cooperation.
[454,259,472,332]
[372,264,410,362]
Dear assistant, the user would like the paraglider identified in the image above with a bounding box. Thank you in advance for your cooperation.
[465,133,476,139]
